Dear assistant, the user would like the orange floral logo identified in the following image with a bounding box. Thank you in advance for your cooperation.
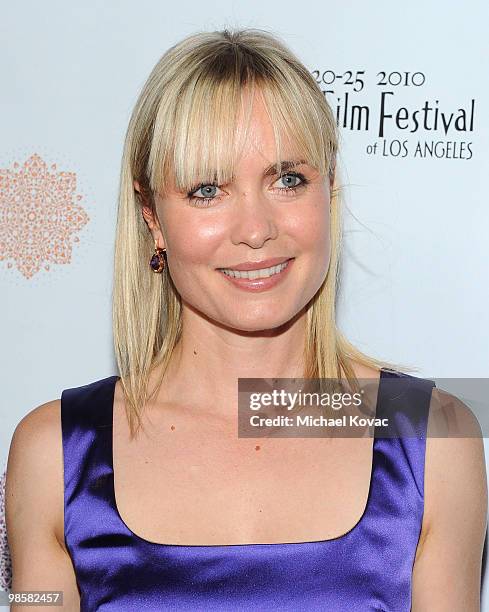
[0,154,89,278]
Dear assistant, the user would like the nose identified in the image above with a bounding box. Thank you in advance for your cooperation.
[230,192,279,249]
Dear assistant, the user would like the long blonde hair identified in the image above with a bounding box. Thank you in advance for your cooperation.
[113,27,414,438]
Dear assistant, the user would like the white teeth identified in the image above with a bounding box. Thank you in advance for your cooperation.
[220,260,289,279]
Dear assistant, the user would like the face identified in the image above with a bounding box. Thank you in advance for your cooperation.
[138,91,333,332]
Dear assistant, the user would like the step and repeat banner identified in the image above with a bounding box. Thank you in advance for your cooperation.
[1,0,488,605]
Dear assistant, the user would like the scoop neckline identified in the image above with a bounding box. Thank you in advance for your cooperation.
[105,368,388,549]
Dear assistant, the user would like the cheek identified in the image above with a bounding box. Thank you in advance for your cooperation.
[163,211,226,266]
[284,200,331,295]
[284,199,331,255]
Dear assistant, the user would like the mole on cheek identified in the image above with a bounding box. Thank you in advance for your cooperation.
[170,425,175,431]
[255,445,260,451]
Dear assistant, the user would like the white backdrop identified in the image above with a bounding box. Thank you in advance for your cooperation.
[2,0,488,604]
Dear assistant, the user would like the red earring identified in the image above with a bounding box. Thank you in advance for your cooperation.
[150,239,166,273]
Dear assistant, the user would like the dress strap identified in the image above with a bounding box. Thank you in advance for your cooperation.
[373,369,436,501]
[376,369,436,437]
[61,375,119,523]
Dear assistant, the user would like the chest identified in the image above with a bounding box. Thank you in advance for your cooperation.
[112,405,375,546]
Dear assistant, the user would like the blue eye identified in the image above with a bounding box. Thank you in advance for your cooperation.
[192,184,219,199]
[275,173,304,189]
[186,183,222,207]
[186,172,309,208]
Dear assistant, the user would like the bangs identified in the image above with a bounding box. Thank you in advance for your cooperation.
[147,52,337,198]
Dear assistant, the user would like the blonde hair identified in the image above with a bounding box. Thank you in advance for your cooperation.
[113,27,414,438]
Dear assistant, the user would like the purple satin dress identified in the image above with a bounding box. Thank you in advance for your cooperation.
[61,368,435,611]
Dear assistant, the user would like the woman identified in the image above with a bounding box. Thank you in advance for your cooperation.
[6,28,487,611]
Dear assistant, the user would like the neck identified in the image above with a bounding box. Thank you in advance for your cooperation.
[149,305,308,417]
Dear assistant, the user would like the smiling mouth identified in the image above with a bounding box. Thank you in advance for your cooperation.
[218,259,292,279]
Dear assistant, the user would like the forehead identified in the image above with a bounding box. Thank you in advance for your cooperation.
[157,83,322,197]
[235,90,279,154]
[235,118,300,174]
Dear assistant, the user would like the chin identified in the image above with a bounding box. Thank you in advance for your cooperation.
[223,309,296,333]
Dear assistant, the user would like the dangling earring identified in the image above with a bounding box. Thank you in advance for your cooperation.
[150,239,166,273]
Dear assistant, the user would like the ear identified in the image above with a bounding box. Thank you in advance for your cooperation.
[141,206,166,250]
[135,181,166,250]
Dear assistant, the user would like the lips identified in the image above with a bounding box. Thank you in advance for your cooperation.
[217,256,295,292]
[217,257,293,271]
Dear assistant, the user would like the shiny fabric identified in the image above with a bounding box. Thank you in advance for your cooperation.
[61,368,435,611]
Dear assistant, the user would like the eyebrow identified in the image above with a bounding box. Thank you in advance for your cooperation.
[263,159,308,176]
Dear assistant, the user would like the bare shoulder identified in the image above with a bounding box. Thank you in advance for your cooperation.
[423,386,486,527]
[8,398,62,464]
[6,398,65,549]
[412,386,487,610]
[428,386,483,437]
[10,398,61,439]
